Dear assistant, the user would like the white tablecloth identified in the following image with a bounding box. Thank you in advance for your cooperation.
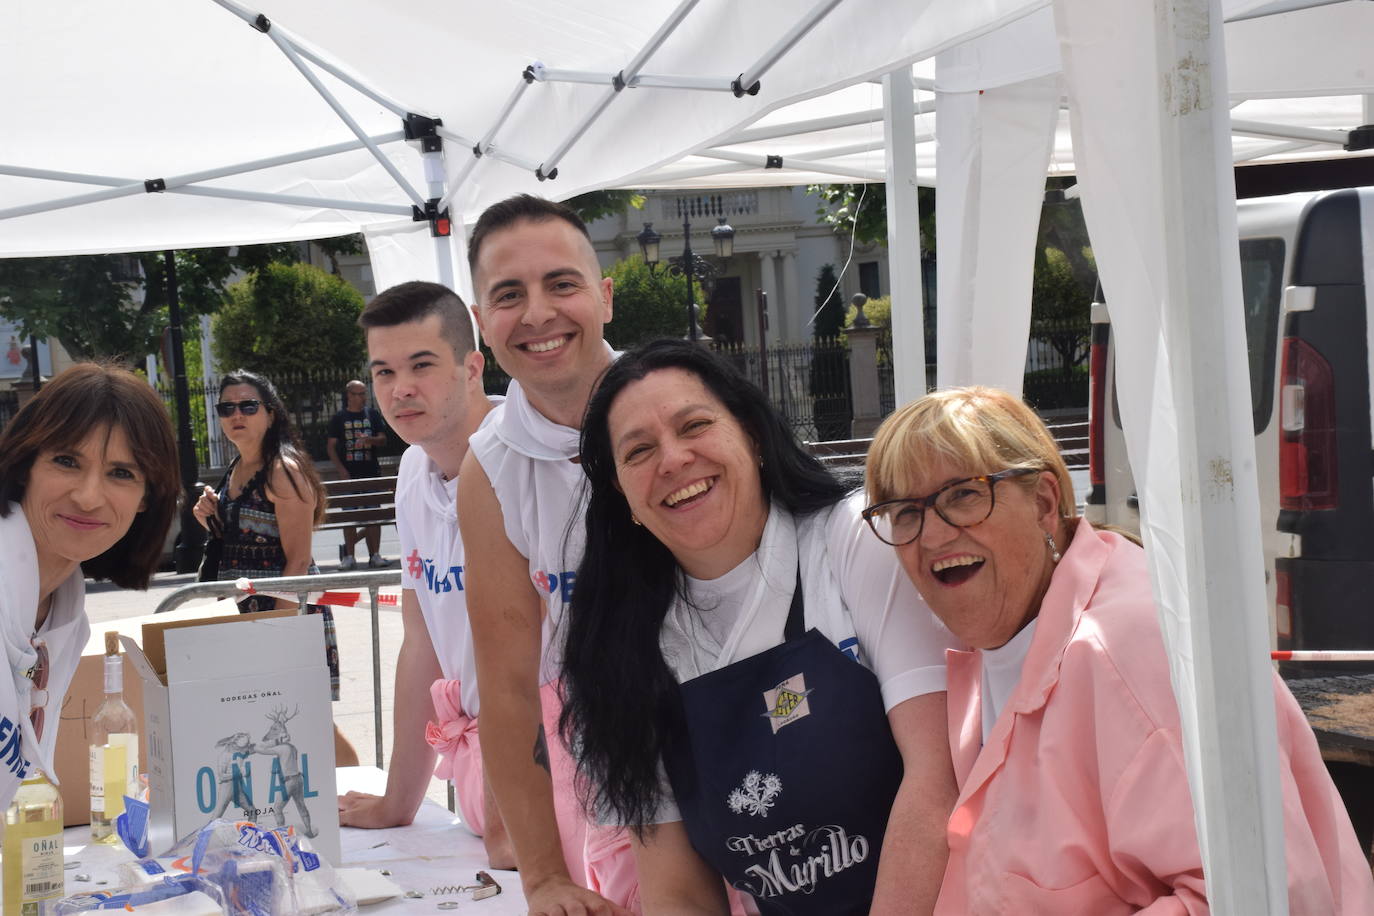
[60,766,526,913]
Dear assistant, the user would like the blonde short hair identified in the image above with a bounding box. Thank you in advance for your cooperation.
[866,386,1076,520]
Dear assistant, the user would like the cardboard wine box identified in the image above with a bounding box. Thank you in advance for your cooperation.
[121,610,340,863]
[54,653,146,826]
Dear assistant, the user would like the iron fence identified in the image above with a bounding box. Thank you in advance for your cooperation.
[713,336,851,442]
[1023,317,1090,411]
[0,388,18,429]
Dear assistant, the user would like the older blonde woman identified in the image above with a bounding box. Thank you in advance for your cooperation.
[864,386,1372,914]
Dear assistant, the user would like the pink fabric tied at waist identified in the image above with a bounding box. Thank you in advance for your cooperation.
[425,678,477,781]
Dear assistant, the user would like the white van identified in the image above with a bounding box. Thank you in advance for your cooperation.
[1086,187,1372,678]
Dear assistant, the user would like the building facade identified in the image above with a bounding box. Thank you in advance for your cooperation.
[586,187,890,345]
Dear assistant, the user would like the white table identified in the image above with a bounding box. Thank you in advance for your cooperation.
[60,767,526,913]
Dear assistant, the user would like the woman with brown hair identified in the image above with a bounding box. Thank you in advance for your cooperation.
[0,362,179,810]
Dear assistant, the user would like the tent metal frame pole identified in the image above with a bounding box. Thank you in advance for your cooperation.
[882,65,925,403]
[725,97,935,145]
[208,0,412,119]
[736,0,845,91]
[172,186,413,216]
[531,67,737,92]
[536,0,700,180]
[262,28,427,208]
[729,108,884,143]
[0,165,128,187]
[1231,139,1313,162]
[693,150,883,181]
[0,183,147,221]
[173,132,408,185]
[1229,118,1348,145]
[0,132,409,223]
[1,133,406,191]
[421,146,458,290]
[632,162,756,183]
[441,78,537,205]
[1222,0,1347,23]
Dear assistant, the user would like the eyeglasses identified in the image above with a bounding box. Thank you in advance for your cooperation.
[24,636,49,741]
[215,399,263,417]
[862,467,1040,547]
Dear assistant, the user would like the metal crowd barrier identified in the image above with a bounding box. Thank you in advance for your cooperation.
[154,570,403,769]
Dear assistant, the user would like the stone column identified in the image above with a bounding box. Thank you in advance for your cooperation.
[779,250,799,341]
[846,294,884,439]
[758,251,779,342]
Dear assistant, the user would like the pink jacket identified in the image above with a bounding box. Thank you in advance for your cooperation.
[936,520,1373,915]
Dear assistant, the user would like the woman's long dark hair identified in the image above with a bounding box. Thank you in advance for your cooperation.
[219,369,325,526]
[559,339,849,832]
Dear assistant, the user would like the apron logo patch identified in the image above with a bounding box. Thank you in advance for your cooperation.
[727,770,782,817]
[761,673,813,733]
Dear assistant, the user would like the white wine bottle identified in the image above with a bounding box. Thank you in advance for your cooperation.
[3,769,64,915]
[89,631,138,843]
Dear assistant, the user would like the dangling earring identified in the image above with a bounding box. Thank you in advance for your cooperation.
[1045,531,1061,564]
[631,513,642,526]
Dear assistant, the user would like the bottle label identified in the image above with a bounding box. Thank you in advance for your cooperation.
[89,734,138,818]
[20,832,62,901]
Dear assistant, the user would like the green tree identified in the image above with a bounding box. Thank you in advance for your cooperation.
[601,255,703,348]
[212,262,366,375]
[1031,246,1093,368]
[0,242,305,361]
[812,264,845,338]
[807,183,938,253]
[566,190,646,224]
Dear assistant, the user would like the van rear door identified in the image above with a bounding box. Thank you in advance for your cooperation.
[1275,188,1374,677]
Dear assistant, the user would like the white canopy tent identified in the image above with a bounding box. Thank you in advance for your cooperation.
[5,1,1374,911]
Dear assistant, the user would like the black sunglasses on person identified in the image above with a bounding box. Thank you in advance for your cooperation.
[215,399,263,417]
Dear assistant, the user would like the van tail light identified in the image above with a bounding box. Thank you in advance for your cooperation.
[1274,566,1292,644]
[1278,336,1338,510]
[1088,323,1108,491]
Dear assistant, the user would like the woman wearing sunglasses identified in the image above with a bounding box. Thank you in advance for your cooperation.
[863,386,1372,913]
[559,340,959,915]
[194,369,357,765]
[0,363,178,810]
[195,369,326,590]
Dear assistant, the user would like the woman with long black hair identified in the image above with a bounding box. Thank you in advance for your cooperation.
[559,339,958,915]
[193,368,357,765]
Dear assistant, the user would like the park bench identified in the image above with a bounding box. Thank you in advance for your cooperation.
[318,475,399,532]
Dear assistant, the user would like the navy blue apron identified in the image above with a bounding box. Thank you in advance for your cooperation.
[662,570,905,915]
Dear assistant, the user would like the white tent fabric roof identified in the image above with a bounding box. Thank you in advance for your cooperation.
[5,1,1369,258]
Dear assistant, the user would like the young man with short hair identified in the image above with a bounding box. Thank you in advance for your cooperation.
[459,195,638,915]
[337,280,511,867]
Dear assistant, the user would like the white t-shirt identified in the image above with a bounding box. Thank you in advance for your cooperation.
[469,378,588,686]
[649,494,959,822]
[979,617,1038,743]
[395,444,480,717]
[0,503,88,808]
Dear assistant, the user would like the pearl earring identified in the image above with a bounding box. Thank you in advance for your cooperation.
[1045,531,1061,564]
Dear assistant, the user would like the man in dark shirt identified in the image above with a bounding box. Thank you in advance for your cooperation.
[327,380,389,569]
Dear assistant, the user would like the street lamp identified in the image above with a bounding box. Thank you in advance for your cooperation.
[637,214,735,341]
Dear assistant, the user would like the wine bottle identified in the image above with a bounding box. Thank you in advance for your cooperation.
[89,631,138,843]
[3,769,64,915]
